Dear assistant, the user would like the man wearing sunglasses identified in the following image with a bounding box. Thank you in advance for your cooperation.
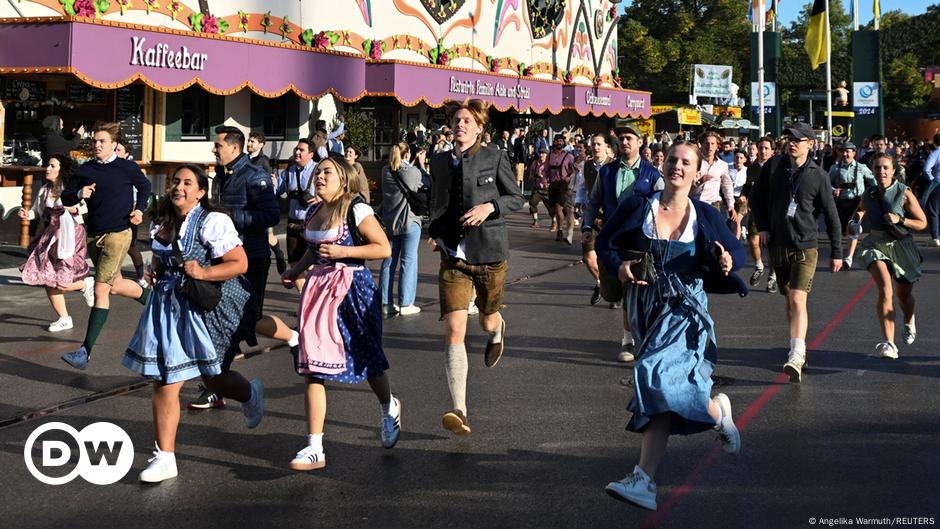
[749,122,842,384]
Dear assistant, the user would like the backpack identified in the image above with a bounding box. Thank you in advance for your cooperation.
[346,196,384,247]
[390,168,430,216]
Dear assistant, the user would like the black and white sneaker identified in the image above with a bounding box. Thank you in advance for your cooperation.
[749,268,765,287]
[590,285,601,305]
[187,385,225,410]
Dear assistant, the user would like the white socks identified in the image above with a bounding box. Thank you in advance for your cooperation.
[622,330,634,347]
[755,262,764,271]
[488,316,504,344]
[288,331,300,348]
[790,338,806,355]
[307,433,324,453]
[382,395,399,416]
[445,343,469,415]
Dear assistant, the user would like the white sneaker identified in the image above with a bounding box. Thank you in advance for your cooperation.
[139,444,177,483]
[874,341,898,359]
[467,302,479,315]
[843,256,853,270]
[617,342,635,363]
[381,397,401,449]
[242,379,264,429]
[904,320,916,345]
[929,239,940,247]
[82,277,95,307]
[605,465,657,510]
[398,305,421,316]
[47,316,73,333]
[783,349,806,383]
[713,393,741,454]
[289,444,326,471]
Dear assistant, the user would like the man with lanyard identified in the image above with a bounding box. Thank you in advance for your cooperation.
[740,137,777,292]
[581,122,662,362]
[61,122,152,369]
[920,133,940,247]
[692,131,738,226]
[190,126,297,410]
[546,134,576,244]
[579,133,615,306]
[275,138,319,291]
[829,141,875,269]
[749,122,843,384]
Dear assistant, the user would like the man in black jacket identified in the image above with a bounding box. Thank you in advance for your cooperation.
[749,123,843,383]
[428,99,525,436]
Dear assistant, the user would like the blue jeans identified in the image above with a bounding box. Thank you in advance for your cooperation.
[924,184,940,239]
[380,220,421,306]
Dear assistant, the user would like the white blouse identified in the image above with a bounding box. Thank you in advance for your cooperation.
[643,193,699,243]
[151,210,243,258]
[28,186,86,224]
[304,202,374,243]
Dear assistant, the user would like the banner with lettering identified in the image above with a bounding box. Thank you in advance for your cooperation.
[692,65,734,99]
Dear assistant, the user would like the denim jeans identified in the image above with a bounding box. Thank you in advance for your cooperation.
[380,220,422,306]
[925,184,940,239]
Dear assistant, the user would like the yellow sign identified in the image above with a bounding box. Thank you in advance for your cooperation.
[677,107,702,126]
[712,105,742,118]
[832,125,846,137]
[651,105,674,115]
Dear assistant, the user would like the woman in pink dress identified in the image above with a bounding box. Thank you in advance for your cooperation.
[19,153,95,332]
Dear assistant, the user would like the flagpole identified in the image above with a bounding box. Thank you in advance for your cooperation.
[825,0,833,143]
[853,0,859,30]
[772,0,778,32]
[758,0,765,137]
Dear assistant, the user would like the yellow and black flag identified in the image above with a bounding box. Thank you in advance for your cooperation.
[804,0,829,70]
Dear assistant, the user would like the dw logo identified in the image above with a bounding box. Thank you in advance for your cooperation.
[23,422,134,485]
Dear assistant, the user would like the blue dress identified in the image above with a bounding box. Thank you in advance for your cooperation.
[298,203,388,383]
[626,233,718,436]
[123,207,255,383]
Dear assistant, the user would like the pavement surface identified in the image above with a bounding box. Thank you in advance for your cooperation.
[0,212,938,529]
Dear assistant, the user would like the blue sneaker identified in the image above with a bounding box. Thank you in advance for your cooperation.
[62,346,90,370]
[242,379,264,429]
[605,465,657,510]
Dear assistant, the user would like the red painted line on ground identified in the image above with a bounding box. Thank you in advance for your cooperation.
[639,278,875,528]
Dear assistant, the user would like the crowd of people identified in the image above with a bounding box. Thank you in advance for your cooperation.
[18,102,940,510]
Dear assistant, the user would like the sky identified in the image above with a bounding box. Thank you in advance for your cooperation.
[616,0,936,26]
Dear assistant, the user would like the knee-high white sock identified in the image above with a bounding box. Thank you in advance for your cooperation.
[488,316,504,344]
[445,343,469,415]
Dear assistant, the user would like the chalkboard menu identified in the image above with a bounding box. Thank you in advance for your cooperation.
[116,85,144,160]
[3,79,47,102]
[68,83,107,104]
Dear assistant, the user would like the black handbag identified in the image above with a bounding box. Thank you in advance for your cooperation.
[621,249,657,284]
[390,168,430,216]
[171,224,222,311]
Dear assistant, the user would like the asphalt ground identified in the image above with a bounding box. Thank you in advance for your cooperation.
[0,212,938,529]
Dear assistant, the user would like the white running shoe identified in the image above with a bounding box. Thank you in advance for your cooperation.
[874,342,898,360]
[398,305,421,316]
[139,444,177,483]
[605,465,657,510]
[242,379,264,429]
[48,317,73,333]
[784,349,806,383]
[82,277,95,307]
[904,320,916,345]
[713,393,741,454]
[929,239,940,248]
[290,445,326,471]
[381,397,402,449]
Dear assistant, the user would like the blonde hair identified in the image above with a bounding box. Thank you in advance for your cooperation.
[389,141,410,172]
[316,154,360,230]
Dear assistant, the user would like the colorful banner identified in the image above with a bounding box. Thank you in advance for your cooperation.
[677,107,702,126]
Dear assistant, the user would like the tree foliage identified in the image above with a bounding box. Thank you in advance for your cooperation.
[777,0,852,91]
[883,52,933,112]
[617,0,751,103]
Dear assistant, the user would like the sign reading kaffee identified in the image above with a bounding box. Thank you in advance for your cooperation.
[130,36,208,71]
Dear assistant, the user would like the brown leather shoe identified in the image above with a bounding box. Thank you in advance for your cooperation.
[442,410,471,435]
[484,318,506,367]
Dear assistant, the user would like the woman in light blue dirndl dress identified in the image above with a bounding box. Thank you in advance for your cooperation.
[595,143,748,511]
[122,164,263,483]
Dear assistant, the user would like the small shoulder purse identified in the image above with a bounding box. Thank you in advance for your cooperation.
[171,217,223,311]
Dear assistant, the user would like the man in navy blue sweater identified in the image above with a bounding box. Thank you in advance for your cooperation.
[188,126,293,410]
[61,122,152,369]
